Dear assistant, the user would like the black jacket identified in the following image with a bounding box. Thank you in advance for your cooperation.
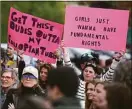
[16,96,53,109]
[39,79,47,90]
[2,85,45,109]
[18,60,25,80]
[53,97,81,109]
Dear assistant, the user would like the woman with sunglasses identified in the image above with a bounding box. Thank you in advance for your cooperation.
[2,66,45,109]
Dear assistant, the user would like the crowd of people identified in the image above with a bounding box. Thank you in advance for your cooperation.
[1,1,132,109]
[0,40,132,109]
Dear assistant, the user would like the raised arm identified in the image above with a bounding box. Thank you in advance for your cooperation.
[101,51,125,82]
[60,40,81,76]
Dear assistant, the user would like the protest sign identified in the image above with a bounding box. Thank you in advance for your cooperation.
[63,5,129,51]
[8,7,63,63]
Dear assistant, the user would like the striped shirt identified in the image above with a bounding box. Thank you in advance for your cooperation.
[63,49,120,101]
[76,79,85,100]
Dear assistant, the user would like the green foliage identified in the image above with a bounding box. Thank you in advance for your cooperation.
[1,1,65,43]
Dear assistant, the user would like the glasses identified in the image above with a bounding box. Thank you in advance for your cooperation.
[22,74,36,79]
[81,53,93,58]
[1,76,12,79]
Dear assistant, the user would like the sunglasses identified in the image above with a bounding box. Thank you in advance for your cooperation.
[22,74,36,79]
[81,53,97,62]
[86,62,97,67]
[1,76,12,79]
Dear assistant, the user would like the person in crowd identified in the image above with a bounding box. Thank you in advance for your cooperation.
[60,41,124,100]
[6,56,15,68]
[16,96,54,109]
[76,63,101,101]
[1,68,19,108]
[62,42,124,81]
[93,82,131,109]
[35,59,43,70]
[85,80,99,109]
[1,57,6,71]
[104,59,112,72]
[2,66,45,109]
[47,66,81,109]
[4,47,25,80]
[54,48,64,67]
[79,53,98,70]
[81,52,105,79]
[39,64,53,91]
[6,47,16,68]
[1,47,7,71]
[17,51,26,80]
[113,59,132,91]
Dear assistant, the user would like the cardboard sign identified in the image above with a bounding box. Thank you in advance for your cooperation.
[64,5,129,51]
[8,7,63,63]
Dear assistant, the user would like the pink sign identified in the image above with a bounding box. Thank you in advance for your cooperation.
[64,5,129,51]
[8,7,63,63]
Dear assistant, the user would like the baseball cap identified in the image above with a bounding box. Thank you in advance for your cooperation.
[22,66,38,79]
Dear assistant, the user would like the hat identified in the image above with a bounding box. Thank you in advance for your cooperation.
[22,66,38,79]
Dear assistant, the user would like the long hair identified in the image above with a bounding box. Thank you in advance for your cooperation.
[38,64,54,90]
[94,82,131,109]
[104,82,131,109]
[85,79,100,109]
[113,60,132,92]
[39,63,54,82]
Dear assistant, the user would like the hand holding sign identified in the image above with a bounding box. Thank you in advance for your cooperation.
[60,40,70,62]
[63,5,129,51]
[113,50,125,61]
[54,40,64,60]
[60,40,66,54]
[54,46,64,60]
[54,49,60,59]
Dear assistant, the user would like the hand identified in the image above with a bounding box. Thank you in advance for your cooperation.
[60,40,66,54]
[8,103,15,109]
[54,49,59,59]
[60,40,65,47]
[17,50,24,59]
[60,40,64,51]
[54,48,63,59]
[113,50,125,61]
